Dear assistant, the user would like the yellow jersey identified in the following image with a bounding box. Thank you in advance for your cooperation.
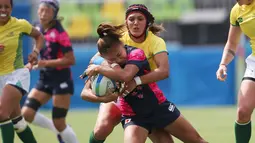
[0,17,32,75]
[230,1,255,54]
[121,31,168,70]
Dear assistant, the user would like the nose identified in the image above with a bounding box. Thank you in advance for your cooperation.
[0,7,7,12]
[40,11,47,18]
[134,19,139,25]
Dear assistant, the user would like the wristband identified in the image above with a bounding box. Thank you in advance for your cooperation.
[134,76,142,86]
[110,63,119,68]
[220,64,227,67]
[33,48,40,55]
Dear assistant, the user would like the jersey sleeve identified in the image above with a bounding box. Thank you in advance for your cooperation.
[19,19,33,35]
[230,4,240,26]
[127,49,147,70]
[152,38,168,56]
[58,31,73,53]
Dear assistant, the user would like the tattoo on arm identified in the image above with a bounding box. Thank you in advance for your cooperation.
[227,49,235,57]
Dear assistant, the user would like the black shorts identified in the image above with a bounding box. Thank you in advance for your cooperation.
[121,100,180,133]
[35,79,74,95]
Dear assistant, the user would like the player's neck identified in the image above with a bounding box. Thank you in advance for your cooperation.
[130,34,146,43]
[0,18,10,26]
[238,0,253,5]
[42,21,55,32]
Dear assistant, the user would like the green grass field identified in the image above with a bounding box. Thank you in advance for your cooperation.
[2,106,255,143]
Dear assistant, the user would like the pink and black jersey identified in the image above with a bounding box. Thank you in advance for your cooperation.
[35,21,73,81]
[118,45,167,116]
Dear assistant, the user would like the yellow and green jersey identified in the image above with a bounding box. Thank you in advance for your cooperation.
[121,31,168,70]
[230,1,255,54]
[0,17,32,75]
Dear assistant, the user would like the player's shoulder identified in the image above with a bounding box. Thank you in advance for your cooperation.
[8,17,25,25]
[125,45,145,56]
[147,31,166,44]
[231,3,240,14]
[120,31,129,42]
[54,21,66,33]
[14,17,30,25]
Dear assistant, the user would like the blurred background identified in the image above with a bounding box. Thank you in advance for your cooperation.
[9,0,255,142]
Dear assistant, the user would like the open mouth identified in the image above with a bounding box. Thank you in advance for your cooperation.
[0,13,7,18]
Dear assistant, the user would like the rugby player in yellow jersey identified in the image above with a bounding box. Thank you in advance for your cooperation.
[0,0,44,143]
[216,0,255,142]
[82,4,207,143]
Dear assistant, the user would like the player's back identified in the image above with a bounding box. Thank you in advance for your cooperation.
[118,45,167,116]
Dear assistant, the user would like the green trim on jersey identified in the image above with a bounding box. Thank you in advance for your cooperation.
[14,33,25,69]
[153,50,169,56]
[231,21,240,27]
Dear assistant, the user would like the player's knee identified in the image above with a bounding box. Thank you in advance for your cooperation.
[21,108,35,123]
[0,106,11,121]
[237,106,252,122]
[22,98,41,123]
[52,107,68,131]
[23,98,41,113]
[94,120,115,138]
[0,111,10,121]
[12,116,28,133]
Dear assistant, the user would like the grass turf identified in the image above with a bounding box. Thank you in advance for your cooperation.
[1,106,255,143]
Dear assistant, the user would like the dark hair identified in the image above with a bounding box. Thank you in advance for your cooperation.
[125,4,165,35]
[10,0,13,7]
[148,23,165,36]
[97,23,125,54]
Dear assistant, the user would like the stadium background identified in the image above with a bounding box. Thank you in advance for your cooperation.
[4,0,255,142]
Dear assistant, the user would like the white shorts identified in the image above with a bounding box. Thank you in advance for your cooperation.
[0,68,30,96]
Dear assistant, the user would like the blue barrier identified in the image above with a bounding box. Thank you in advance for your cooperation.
[12,3,32,63]
[29,45,235,109]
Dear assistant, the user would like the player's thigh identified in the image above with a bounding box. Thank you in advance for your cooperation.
[239,58,255,113]
[52,79,74,109]
[0,84,22,120]
[96,102,122,126]
[124,125,148,143]
[22,88,51,114]
[10,103,22,119]
[27,88,52,105]
[164,115,202,143]
[237,79,255,113]
[149,128,174,143]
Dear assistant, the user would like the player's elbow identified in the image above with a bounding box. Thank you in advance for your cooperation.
[162,69,169,79]
[69,58,75,65]
[80,90,89,101]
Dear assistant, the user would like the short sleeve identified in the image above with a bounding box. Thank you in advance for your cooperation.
[230,4,240,26]
[58,31,73,53]
[19,19,33,34]
[152,38,168,56]
[127,49,147,70]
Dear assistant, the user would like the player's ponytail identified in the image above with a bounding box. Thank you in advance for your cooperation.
[148,23,165,36]
[97,23,125,54]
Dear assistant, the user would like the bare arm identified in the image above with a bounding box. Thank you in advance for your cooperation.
[220,25,242,66]
[140,52,169,84]
[43,51,75,67]
[81,79,118,103]
[96,64,139,82]
[216,25,242,81]
[29,27,44,53]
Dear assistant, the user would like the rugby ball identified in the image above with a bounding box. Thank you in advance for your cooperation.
[91,74,116,96]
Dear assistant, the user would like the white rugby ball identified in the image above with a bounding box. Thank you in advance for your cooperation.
[91,74,116,96]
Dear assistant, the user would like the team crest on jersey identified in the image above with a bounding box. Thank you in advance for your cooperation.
[237,17,243,23]
[6,31,15,37]
[125,119,131,124]
[50,31,56,38]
